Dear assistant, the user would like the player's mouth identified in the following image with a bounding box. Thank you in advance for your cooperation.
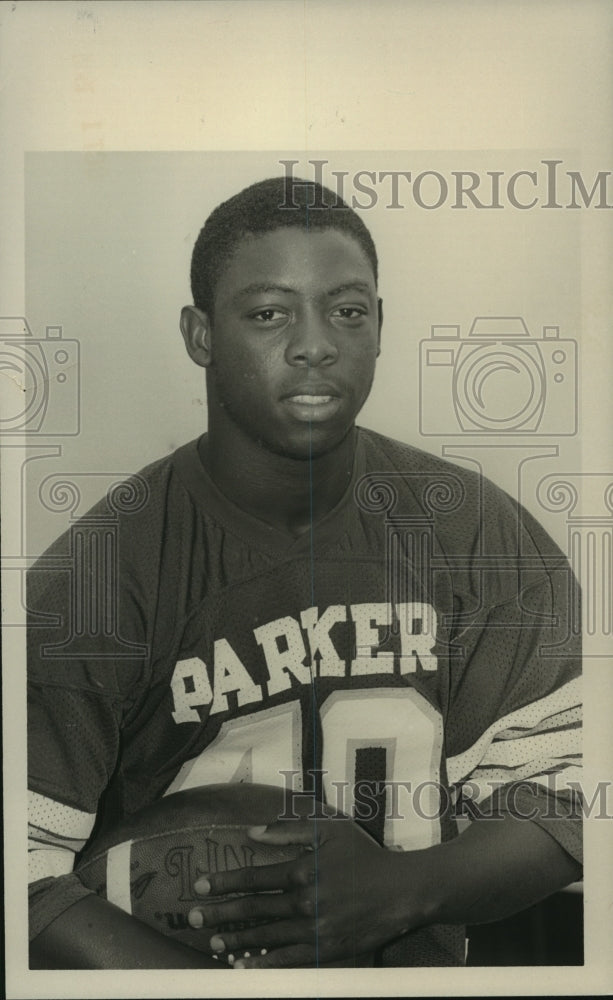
[282,389,342,422]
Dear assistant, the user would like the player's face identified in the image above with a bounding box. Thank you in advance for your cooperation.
[195,227,381,460]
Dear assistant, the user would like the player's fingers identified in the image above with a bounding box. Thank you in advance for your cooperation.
[195,856,316,896]
[234,944,316,969]
[189,891,293,928]
[210,919,313,958]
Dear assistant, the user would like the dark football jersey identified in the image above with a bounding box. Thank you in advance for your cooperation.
[27,428,582,966]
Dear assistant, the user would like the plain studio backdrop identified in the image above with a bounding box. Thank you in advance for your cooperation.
[24,150,583,555]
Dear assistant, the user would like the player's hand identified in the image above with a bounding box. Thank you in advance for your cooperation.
[187,815,424,968]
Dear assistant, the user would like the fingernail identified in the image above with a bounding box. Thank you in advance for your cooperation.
[194,877,211,895]
[248,824,267,836]
[210,935,225,953]
[188,909,203,928]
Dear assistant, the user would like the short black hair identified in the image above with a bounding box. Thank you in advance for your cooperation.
[190,175,379,316]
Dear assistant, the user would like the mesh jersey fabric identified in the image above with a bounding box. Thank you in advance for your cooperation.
[27,427,582,966]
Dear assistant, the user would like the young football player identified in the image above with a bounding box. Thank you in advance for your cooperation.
[28,176,582,969]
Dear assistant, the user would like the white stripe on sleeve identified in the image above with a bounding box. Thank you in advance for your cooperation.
[28,791,98,885]
[494,704,581,740]
[29,846,76,883]
[459,762,583,803]
[28,790,97,840]
[447,677,581,786]
[480,728,581,769]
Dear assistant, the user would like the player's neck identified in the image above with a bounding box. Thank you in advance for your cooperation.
[202,426,357,538]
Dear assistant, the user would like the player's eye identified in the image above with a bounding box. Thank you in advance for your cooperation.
[248,308,288,325]
[331,306,368,322]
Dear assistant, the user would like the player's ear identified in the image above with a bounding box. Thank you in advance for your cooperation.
[180,306,212,368]
[376,297,383,356]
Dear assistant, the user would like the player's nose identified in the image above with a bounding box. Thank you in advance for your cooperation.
[285,312,338,367]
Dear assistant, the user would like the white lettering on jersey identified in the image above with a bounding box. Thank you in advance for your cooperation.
[165,702,302,794]
[170,602,439,723]
[211,638,263,715]
[396,602,439,674]
[168,688,444,851]
[320,687,444,850]
[300,605,346,676]
[171,656,213,723]
[351,603,395,675]
[253,615,311,696]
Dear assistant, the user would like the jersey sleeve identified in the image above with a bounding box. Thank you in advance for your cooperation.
[444,497,582,866]
[27,494,153,939]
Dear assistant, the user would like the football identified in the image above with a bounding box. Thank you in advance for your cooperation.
[75,782,319,962]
